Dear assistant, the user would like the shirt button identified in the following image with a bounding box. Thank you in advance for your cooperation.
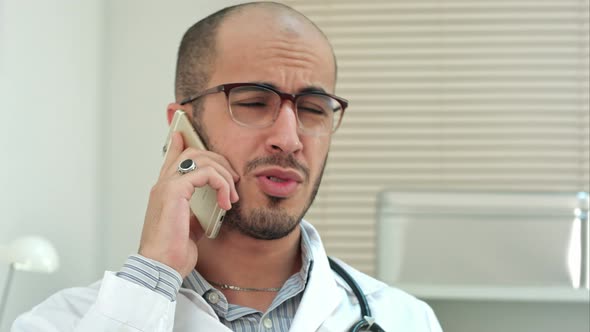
[263,318,273,329]
[206,291,220,304]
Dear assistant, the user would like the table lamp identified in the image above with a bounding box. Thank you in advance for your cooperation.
[0,236,59,325]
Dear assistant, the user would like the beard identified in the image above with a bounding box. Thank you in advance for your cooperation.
[222,153,326,240]
[223,203,299,240]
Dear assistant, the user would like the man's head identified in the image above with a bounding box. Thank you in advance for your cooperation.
[167,2,342,240]
[174,2,336,110]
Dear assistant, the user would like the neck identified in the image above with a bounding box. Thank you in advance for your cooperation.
[195,224,302,311]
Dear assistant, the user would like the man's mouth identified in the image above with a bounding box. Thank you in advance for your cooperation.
[254,168,304,197]
[267,176,288,183]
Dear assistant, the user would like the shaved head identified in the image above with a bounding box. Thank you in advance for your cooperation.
[174,2,336,105]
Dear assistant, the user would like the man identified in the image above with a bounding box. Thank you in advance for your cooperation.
[13,2,442,331]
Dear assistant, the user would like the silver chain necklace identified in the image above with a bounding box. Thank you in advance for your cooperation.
[208,280,281,292]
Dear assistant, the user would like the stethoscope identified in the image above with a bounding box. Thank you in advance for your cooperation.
[328,257,387,332]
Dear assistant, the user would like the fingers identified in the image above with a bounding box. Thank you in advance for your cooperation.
[192,159,238,204]
[165,150,238,180]
[160,131,240,210]
[173,155,239,204]
[202,152,240,182]
[175,166,234,210]
[160,132,184,178]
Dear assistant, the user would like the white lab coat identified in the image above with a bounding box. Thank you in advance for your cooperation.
[12,221,442,332]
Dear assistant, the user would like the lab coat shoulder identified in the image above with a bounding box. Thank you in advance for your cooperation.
[12,271,177,332]
[11,278,100,332]
[328,258,443,332]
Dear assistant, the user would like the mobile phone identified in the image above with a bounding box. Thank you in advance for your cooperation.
[163,110,226,239]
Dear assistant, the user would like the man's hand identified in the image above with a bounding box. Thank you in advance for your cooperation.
[138,132,239,278]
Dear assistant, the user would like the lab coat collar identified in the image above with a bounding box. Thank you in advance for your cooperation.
[178,286,218,317]
[329,256,386,299]
[289,220,343,331]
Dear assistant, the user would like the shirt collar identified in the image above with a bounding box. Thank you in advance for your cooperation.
[299,222,314,281]
[181,223,315,306]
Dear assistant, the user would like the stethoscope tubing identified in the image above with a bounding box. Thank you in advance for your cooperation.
[328,257,386,332]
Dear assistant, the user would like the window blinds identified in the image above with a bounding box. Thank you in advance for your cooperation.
[283,0,590,275]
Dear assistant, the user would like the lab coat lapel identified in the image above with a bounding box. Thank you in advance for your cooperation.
[289,222,342,331]
[175,289,233,331]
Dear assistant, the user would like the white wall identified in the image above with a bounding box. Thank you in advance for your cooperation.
[0,0,103,330]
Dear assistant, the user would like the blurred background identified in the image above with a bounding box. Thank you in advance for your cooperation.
[0,0,588,331]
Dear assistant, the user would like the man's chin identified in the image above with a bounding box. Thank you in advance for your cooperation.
[223,202,301,240]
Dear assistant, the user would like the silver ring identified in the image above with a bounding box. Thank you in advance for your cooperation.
[178,159,197,174]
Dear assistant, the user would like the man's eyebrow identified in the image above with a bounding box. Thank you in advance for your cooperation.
[299,86,327,94]
[257,81,327,94]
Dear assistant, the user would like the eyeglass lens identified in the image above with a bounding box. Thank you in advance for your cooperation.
[228,85,342,134]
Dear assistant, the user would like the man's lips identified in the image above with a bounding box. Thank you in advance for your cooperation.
[254,168,304,197]
[255,168,304,183]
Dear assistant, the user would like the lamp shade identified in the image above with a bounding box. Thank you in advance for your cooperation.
[0,236,59,273]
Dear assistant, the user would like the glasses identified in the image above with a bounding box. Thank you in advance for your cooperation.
[180,83,348,136]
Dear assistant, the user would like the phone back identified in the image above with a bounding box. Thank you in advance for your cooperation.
[164,110,226,238]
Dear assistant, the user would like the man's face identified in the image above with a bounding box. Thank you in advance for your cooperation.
[192,10,336,240]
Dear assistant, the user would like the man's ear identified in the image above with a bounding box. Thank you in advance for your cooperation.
[166,103,184,125]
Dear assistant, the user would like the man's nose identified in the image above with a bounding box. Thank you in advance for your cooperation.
[264,102,303,154]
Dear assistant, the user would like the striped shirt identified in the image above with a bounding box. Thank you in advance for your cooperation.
[117,226,314,332]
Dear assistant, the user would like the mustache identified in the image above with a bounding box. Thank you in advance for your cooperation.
[244,153,310,182]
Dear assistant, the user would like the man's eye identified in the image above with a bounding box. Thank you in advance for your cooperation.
[232,98,268,108]
[299,106,328,116]
[235,101,267,107]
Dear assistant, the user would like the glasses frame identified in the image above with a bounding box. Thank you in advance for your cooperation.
[179,82,348,134]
